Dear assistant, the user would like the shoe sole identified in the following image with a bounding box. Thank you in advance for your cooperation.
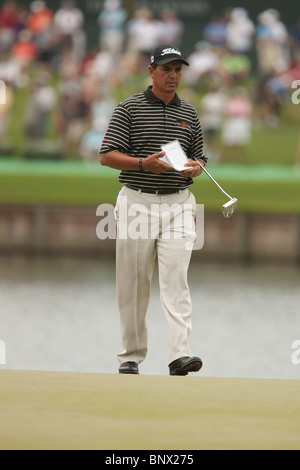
[170,359,203,376]
[118,362,139,374]
[182,359,202,374]
[119,370,139,374]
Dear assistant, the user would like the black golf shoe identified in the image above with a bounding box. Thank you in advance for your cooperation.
[119,361,139,374]
[169,356,203,376]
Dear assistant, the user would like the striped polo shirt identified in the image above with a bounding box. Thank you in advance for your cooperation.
[99,86,207,192]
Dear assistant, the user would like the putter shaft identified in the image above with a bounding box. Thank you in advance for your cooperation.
[197,161,233,200]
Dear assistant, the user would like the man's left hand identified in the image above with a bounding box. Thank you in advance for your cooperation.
[180,159,204,178]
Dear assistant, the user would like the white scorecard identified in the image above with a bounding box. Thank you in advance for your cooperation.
[160,140,193,171]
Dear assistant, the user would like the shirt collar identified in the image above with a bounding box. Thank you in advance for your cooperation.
[144,86,181,107]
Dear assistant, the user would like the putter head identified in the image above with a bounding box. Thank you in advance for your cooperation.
[222,198,238,218]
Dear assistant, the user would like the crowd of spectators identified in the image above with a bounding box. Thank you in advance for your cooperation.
[0,0,299,163]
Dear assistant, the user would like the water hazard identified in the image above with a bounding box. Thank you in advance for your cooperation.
[0,256,299,379]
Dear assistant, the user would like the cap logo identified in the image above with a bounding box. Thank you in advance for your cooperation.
[161,48,181,57]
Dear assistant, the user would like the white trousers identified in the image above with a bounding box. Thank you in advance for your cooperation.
[115,186,197,365]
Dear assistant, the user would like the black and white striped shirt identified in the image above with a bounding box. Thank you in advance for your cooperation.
[99,86,207,192]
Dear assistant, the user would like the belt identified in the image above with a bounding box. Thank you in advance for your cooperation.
[128,187,183,195]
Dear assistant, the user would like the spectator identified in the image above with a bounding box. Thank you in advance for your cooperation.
[97,0,127,58]
[291,18,300,62]
[55,87,90,153]
[54,0,86,63]
[202,15,227,49]
[221,87,253,162]
[11,29,39,67]
[136,9,163,59]
[0,81,13,138]
[27,1,53,36]
[87,47,116,92]
[79,87,116,162]
[0,0,19,52]
[254,70,288,128]
[225,8,255,55]
[80,117,107,162]
[28,1,58,64]
[0,46,26,88]
[159,9,183,47]
[184,41,221,86]
[14,4,29,34]
[122,8,145,72]
[199,82,227,162]
[0,0,18,27]
[2,1,298,163]
[24,75,57,139]
[125,8,162,71]
[221,50,252,85]
[256,9,290,74]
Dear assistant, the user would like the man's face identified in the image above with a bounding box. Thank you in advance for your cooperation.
[149,60,183,94]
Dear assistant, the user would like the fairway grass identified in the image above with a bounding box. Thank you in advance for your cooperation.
[0,370,299,450]
[1,158,300,213]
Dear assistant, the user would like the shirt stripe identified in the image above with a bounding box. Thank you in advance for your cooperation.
[99,86,206,191]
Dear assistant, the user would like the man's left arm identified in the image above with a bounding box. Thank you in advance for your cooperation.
[180,112,207,178]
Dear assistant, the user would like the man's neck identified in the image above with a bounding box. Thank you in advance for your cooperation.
[151,86,176,106]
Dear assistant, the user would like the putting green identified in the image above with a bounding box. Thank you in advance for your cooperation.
[0,370,299,450]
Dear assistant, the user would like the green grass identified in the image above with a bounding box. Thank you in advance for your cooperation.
[1,158,300,214]
[0,370,299,450]
[244,122,299,167]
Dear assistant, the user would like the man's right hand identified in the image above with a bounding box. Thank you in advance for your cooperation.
[142,152,173,174]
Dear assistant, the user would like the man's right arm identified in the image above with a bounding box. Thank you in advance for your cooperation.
[100,151,173,174]
[100,151,140,171]
[99,103,172,173]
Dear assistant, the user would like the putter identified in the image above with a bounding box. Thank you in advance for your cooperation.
[196,161,238,218]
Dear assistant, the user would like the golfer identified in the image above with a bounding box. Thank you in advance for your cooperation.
[99,44,207,375]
